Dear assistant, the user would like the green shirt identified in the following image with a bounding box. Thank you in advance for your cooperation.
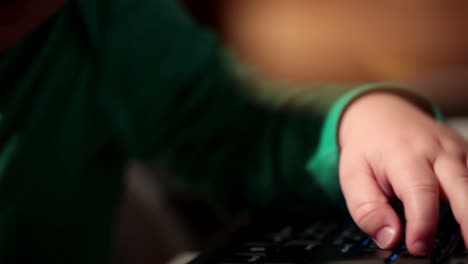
[0,0,439,263]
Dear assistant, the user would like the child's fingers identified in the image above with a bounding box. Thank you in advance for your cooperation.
[340,152,402,250]
[388,156,440,256]
[434,154,468,247]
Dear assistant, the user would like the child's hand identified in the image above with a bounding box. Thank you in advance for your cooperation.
[338,92,468,256]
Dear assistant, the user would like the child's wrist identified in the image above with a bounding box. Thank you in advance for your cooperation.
[338,92,430,148]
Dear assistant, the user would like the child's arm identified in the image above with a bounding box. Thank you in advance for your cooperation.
[91,0,372,211]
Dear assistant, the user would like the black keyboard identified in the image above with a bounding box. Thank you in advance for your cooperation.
[189,207,468,264]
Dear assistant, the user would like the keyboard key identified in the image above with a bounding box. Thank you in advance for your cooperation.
[276,244,318,260]
[359,248,393,259]
[432,233,461,263]
[216,255,264,264]
[300,222,339,242]
[235,244,278,257]
[283,240,321,248]
[267,226,293,243]
[303,244,390,262]
[391,257,431,264]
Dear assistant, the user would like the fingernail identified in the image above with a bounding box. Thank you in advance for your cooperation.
[375,226,395,249]
[413,240,430,255]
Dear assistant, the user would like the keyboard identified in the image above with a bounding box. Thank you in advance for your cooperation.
[189,206,468,264]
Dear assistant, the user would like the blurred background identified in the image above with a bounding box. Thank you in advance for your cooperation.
[115,1,468,263]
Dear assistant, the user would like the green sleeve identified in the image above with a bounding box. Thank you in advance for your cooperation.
[91,0,440,213]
